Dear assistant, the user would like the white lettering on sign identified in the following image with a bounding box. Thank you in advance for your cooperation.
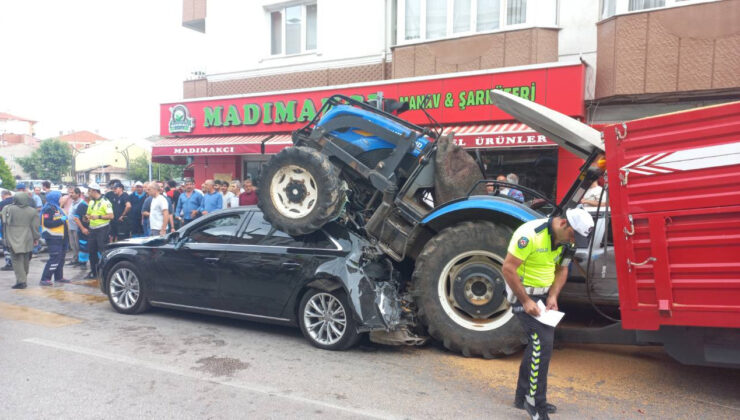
[172,146,236,155]
[453,135,551,148]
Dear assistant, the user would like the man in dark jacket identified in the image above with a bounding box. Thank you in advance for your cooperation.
[128,181,147,237]
[110,182,131,241]
[2,192,41,289]
[40,191,70,286]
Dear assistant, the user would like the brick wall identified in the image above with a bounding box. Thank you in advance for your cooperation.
[596,0,740,99]
[184,62,390,99]
[391,29,559,78]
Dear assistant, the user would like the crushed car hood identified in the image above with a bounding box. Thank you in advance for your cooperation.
[491,90,604,159]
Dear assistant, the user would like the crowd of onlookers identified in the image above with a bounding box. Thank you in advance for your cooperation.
[0,177,260,289]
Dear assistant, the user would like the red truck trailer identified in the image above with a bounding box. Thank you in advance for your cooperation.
[604,102,740,367]
[492,91,740,368]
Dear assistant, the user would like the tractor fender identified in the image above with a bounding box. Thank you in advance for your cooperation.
[420,196,541,235]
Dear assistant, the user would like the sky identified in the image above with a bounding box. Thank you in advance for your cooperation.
[0,0,207,140]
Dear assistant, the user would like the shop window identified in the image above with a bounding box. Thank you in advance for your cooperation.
[600,0,714,20]
[242,159,267,184]
[474,147,559,200]
[399,0,536,44]
[269,3,318,56]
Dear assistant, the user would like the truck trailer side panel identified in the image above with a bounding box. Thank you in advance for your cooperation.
[605,101,740,331]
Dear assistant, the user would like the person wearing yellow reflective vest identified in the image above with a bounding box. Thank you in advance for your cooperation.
[502,208,593,420]
[85,184,113,280]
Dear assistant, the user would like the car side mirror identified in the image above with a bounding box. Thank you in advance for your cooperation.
[173,235,189,251]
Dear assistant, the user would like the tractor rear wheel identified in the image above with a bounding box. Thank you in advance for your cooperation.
[412,221,526,358]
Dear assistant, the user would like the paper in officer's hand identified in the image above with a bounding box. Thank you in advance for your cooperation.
[532,300,565,327]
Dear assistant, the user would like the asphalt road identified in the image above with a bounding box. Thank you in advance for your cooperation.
[1,255,738,419]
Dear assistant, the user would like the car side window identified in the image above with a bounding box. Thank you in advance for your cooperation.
[188,214,242,244]
[240,211,336,249]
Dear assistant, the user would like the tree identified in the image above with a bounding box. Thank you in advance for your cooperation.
[0,156,16,190]
[17,139,73,183]
[128,155,186,182]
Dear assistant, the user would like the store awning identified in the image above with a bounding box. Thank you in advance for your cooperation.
[151,134,294,157]
[263,134,294,153]
[442,123,557,149]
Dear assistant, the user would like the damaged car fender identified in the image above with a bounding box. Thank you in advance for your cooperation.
[311,224,404,333]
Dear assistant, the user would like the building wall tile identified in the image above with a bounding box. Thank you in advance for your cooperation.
[503,30,533,67]
[713,36,740,89]
[678,37,714,91]
[645,15,679,93]
[596,19,616,98]
[614,13,648,95]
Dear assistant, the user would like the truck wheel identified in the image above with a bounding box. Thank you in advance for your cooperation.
[412,221,526,358]
[258,146,343,236]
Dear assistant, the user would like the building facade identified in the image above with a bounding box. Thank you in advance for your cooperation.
[0,112,38,146]
[158,0,739,199]
[74,138,151,184]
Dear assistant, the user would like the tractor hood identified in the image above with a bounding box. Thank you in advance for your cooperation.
[491,90,604,159]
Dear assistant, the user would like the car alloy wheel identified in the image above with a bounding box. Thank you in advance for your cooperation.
[109,267,140,310]
[303,292,347,346]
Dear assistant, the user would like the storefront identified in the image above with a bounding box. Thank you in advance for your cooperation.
[155,62,587,201]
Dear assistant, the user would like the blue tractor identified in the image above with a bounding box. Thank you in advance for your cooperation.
[258,92,608,357]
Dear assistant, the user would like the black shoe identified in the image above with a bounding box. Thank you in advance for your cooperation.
[11,283,27,289]
[84,272,97,280]
[1,265,13,271]
[524,401,551,420]
[515,398,556,414]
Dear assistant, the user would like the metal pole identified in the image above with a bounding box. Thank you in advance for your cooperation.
[148,161,152,182]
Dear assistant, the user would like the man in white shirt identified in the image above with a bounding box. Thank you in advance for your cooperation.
[221,181,236,209]
[148,184,170,237]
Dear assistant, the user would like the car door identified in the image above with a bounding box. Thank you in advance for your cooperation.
[151,212,245,308]
[218,211,342,319]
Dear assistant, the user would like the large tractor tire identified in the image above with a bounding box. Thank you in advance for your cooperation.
[412,221,526,358]
[258,146,344,236]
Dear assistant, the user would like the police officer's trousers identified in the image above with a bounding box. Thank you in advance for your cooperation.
[41,237,66,282]
[513,294,555,410]
[88,225,109,276]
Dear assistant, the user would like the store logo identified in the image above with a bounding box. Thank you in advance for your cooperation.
[169,104,195,133]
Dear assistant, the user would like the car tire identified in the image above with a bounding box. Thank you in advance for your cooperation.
[106,261,150,315]
[258,146,344,236]
[412,221,527,358]
[298,288,360,351]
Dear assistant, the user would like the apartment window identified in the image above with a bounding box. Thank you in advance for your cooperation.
[453,0,471,33]
[629,0,665,10]
[399,0,532,43]
[269,3,318,56]
[601,0,712,19]
[477,0,501,31]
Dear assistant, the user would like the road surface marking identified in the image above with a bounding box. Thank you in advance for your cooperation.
[15,287,107,304]
[23,337,403,420]
[0,302,82,327]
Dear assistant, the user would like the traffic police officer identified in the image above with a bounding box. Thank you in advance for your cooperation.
[85,183,114,280]
[502,208,593,420]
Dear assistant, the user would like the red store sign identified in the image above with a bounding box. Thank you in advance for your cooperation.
[160,63,585,137]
